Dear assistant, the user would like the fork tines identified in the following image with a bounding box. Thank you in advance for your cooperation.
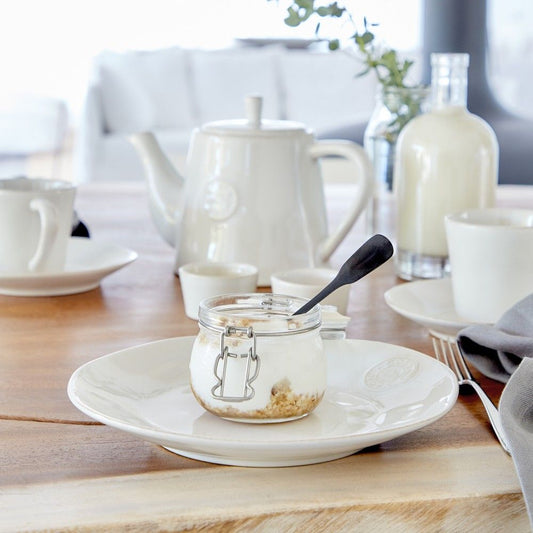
[431,334,470,384]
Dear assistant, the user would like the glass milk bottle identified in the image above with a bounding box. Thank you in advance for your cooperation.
[393,53,498,280]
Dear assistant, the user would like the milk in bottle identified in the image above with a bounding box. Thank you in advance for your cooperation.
[393,53,498,280]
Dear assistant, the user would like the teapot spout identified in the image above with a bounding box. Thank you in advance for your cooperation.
[128,132,185,247]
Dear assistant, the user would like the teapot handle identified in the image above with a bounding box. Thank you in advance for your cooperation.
[308,140,373,261]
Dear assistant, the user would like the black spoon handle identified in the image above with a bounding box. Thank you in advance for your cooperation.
[292,234,394,316]
[292,277,343,316]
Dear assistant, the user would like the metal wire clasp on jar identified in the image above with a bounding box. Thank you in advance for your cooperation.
[189,293,326,423]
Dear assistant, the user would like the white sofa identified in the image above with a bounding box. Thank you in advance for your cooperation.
[74,45,377,182]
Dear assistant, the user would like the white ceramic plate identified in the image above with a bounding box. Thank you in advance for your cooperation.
[384,278,488,338]
[68,336,458,467]
[0,237,137,296]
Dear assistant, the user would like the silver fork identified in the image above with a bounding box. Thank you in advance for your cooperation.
[431,333,511,455]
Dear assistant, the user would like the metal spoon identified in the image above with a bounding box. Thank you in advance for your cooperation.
[292,234,394,315]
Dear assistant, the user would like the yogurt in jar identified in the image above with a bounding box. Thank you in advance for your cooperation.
[189,293,326,423]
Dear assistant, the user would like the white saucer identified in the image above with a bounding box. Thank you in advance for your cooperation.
[68,336,458,467]
[0,237,137,296]
[384,278,488,338]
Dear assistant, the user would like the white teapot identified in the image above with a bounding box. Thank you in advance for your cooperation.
[129,96,372,285]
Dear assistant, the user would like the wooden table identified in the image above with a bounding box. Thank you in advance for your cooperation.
[1,183,531,532]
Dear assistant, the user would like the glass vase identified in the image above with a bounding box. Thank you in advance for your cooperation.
[363,86,429,238]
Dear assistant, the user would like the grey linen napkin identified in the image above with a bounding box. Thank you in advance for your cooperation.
[458,293,533,384]
[457,293,533,526]
[500,358,533,524]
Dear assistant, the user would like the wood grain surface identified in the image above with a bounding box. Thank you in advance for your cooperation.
[1,183,531,532]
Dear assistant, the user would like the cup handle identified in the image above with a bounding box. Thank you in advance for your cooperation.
[308,140,373,261]
[28,198,59,272]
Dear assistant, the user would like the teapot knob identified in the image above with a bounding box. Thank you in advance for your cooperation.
[245,95,262,128]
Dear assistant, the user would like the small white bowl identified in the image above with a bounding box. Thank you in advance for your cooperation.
[179,262,258,320]
[270,267,350,314]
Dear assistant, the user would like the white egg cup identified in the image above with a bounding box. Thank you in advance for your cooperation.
[179,262,258,319]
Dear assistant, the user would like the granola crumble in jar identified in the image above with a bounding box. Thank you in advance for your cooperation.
[190,293,326,423]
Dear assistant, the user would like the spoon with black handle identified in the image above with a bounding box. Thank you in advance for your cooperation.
[292,234,394,316]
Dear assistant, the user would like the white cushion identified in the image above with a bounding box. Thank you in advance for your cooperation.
[189,47,282,123]
[97,47,195,134]
[280,49,377,132]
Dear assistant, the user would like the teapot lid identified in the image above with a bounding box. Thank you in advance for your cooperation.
[201,95,308,136]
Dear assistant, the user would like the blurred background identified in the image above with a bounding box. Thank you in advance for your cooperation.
[0,0,532,182]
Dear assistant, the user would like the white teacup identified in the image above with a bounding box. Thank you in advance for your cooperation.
[270,267,350,314]
[0,177,76,273]
[178,262,258,319]
[445,208,533,323]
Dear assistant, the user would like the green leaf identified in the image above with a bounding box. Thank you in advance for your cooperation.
[354,33,366,47]
[316,2,344,17]
[360,31,374,44]
[380,50,398,66]
[284,8,302,27]
[294,0,314,9]
[328,39,340,50]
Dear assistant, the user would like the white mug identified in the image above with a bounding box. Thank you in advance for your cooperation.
[445,208,533,323]
[0,177,76,273]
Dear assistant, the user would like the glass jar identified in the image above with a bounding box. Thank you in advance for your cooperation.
[364,85,429,237]
[190,293,326,423]
[394,53,498,280]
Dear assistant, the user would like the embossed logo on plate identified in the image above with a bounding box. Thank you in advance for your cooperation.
[364,357,419,391]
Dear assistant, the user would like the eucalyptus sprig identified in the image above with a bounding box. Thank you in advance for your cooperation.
[271,0,415,89]
[269,1,426,143]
